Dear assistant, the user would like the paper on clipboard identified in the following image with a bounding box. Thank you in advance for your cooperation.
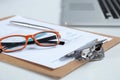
[0,16,112,69]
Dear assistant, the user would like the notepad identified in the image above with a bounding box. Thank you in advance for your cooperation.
[0,16,112,69]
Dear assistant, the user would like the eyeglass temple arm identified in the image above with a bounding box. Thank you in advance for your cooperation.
[2,35,65,49]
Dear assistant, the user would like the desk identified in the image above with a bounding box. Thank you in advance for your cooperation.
[0,0,120,80]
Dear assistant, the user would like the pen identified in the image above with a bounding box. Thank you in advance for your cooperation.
[10,21,54,30]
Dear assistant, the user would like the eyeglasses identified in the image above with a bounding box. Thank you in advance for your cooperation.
[0,30,64,53]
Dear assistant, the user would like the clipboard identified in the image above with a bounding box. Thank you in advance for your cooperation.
[0,16,120,78]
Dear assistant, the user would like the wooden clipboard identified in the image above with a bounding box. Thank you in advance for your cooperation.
[0,16,120,78]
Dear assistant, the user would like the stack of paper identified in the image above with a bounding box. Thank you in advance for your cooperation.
[0,16,112,69]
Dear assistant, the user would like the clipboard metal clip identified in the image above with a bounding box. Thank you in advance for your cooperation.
[60,39,106,61]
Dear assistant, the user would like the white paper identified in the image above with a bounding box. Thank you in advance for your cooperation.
[0,16,112,69]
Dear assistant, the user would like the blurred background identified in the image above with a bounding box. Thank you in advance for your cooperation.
[0,0,120,80]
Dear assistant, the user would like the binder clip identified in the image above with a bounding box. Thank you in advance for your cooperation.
[60,39,106,61]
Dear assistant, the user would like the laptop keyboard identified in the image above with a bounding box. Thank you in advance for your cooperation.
[98,0,120,19]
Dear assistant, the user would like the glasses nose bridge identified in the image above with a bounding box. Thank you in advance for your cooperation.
[0,45,2,49]
[26,35,34,40]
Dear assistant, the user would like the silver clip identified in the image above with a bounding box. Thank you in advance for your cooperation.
[60,39,106,61]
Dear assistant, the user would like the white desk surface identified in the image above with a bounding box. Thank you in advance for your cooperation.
[0,0,120,80]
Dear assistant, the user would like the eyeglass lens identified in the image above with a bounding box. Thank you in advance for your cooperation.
[1,36,26,51]
[34,32,59,45]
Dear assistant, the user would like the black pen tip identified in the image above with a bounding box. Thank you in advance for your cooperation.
[59,41,65,45]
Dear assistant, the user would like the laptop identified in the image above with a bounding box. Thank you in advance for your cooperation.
[60,0,120,26]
